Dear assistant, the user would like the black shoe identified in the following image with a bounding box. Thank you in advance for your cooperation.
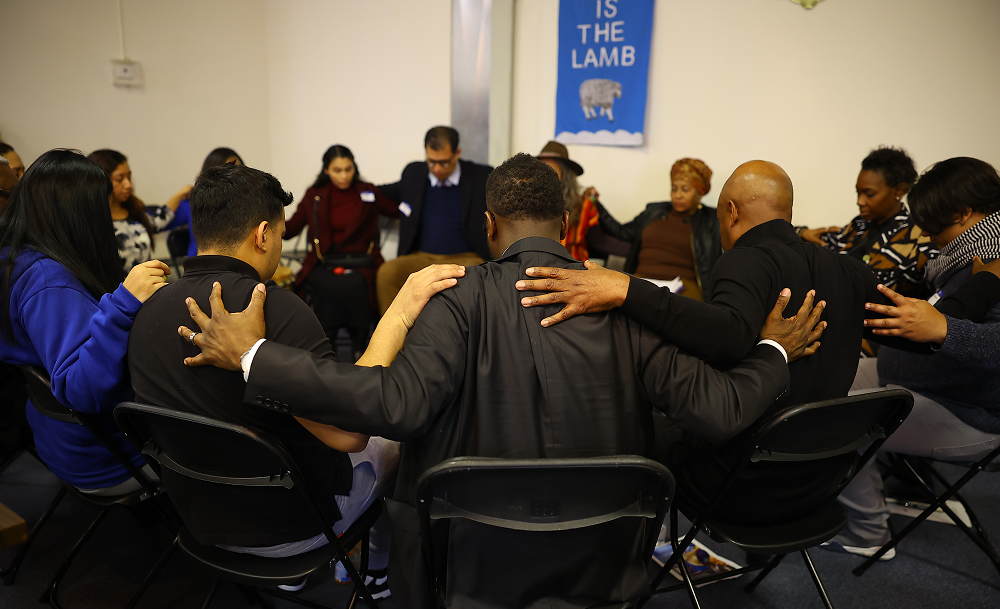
[363,568,390,600]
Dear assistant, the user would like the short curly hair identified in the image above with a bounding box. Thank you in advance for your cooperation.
[861,146,918,191]
[486,153,565,221]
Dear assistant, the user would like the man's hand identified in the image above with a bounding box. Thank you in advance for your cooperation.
[972,256,1000,280]
[864,283,948,344]
[759,288,827,362]
[178,282,266,370]
[386,264,466,329]
[516,260,630,327]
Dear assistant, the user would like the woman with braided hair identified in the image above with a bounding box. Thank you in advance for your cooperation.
[596,157,721,301]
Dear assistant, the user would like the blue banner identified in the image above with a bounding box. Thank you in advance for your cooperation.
[555,0,655,147]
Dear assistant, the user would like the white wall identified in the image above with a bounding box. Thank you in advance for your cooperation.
[0,0,271,205]
[264,0,452,210]
[511,0,1000,228]
[4,0,999,233]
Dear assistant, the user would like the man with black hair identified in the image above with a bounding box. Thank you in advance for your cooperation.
[0,143,24,182]
[129,164,464,597]
[179,154,824,608]
[376,125,493,315]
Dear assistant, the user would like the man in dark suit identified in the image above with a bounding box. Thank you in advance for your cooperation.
[178,155,823,608]
[376,126,493,314]
[515,160,1000,529]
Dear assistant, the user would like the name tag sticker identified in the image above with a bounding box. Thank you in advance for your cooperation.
[399,202,412,217]
[360,191,375,203]
[927,290,944,306]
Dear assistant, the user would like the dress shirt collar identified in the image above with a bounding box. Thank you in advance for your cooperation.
[732,218,800,250]
[182,255,262,282]
[498,236,576,262]
[428,161,461,188]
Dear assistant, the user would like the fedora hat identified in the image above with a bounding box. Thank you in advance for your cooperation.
[537,141,584,177]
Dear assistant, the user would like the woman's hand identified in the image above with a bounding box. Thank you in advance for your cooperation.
[123,260,171,303]
[864,284,948,345]
[582,187,599,203]
[517,260,629,327]
[386,264,466,329]
[799,226,840,246]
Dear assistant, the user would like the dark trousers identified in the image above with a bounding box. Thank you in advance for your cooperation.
[302,268,374,359]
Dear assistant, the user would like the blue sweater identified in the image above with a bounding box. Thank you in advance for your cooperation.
[0,248,145,488]
[879,266,1000,433]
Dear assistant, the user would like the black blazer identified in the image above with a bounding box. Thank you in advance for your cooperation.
[243,237,788,608]
[379,159,494,260]
[620,219,1000,525]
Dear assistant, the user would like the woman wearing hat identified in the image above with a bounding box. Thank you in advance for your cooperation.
[596,158,721,301]
[536,141,602,261]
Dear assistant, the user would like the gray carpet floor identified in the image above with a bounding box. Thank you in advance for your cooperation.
[1,451,998,608]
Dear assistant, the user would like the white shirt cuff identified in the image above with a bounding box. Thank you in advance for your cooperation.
[241,338,267,382]
[756,339,788,364]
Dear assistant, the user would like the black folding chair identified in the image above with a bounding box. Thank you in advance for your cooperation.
[415,455,675,609]
[642,388,914,609]
[853,446,1000,577]
[165,227,191,276]
[8,365,174,609]
[113,402,380,609]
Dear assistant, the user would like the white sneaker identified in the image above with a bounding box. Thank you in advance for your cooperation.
[277,574,309,592]
[820,540,896,561]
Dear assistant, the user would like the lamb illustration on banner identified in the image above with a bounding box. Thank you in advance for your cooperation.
[579,78,622,122]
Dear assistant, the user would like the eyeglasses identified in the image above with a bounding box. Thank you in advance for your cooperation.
[426,157,455,169]
[0,188,11,200]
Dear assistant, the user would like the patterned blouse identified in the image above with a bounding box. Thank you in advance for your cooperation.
[820,205,938,298]
[114,205,174,273]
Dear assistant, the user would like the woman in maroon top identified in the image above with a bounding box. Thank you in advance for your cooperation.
[285,145,399,360]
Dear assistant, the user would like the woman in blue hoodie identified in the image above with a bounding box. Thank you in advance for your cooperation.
[0,149,171,493]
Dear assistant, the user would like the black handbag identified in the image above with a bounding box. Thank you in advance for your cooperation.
[312,194,376,270]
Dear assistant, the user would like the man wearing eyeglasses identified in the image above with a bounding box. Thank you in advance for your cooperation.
[0,156,16,211]
[376,126,493,314]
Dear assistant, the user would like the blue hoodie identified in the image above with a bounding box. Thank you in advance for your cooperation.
[0,248,145,488]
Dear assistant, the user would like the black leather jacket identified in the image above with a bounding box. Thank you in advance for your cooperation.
[597,201,722,297]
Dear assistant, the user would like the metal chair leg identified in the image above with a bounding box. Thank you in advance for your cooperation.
[801,550,834,609]
[667,507,701,609]
[2,485,66,585]
[124,536,177,609]
[200,579,221,609]
[854,450,998,576]
[648,505,700,592]
[744,553,786,593]
[39,505,113,607]
[348,531,371,609]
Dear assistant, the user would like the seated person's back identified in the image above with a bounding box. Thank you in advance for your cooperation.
[245,154,796,608]
[128,166,360,548]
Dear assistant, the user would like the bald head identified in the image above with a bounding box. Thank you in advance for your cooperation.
[716,161,794,250]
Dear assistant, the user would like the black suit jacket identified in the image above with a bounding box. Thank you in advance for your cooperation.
[620,219,1000,524]
[244,237,789,608]
[379,159,494,260]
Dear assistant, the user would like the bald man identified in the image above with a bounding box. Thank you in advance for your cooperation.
[515,160,1000,531]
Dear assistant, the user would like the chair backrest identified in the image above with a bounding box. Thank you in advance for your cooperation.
[415,456,674,604]
[19,365,159,495]
[166,228,191,258]
[746,388,914,465]
[113,402,337,545]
